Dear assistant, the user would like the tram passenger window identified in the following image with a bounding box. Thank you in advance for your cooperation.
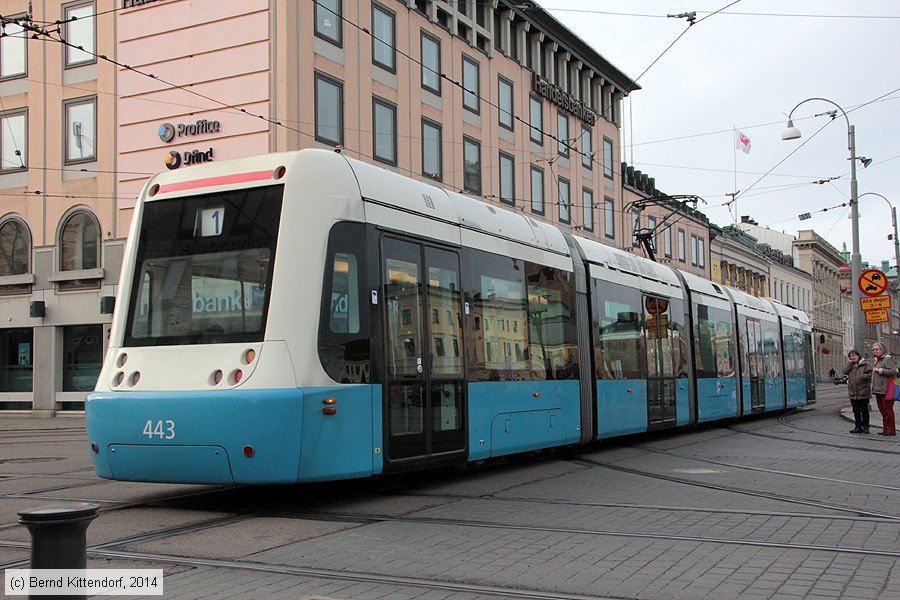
[694,304,735,378]
[762,323,781,377]
[783,328,804,378]
[329,253,360,334]
[593,282,644,379]
[463,251,528,381]
[319,222,370,383]
[526,263,577,380]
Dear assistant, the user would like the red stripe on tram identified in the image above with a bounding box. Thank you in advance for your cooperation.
[157,170,274,194]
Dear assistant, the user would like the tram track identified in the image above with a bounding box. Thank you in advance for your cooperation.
[626,444,900,493]
[569,457,900,521]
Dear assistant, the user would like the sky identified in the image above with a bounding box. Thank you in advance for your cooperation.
[544,0,900,267]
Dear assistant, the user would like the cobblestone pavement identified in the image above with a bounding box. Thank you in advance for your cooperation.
[0,386,897,599]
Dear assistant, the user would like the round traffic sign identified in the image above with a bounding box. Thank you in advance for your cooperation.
[858,268,889,297]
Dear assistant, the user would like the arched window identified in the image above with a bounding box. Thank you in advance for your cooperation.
[0,217,30,276]
[59,211,99,272]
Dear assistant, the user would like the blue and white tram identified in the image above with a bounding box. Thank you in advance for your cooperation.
[85,149,815,484]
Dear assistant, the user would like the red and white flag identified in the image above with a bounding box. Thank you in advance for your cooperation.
[735,130,751,154]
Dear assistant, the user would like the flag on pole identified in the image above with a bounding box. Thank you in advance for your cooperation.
[735,130,751,154]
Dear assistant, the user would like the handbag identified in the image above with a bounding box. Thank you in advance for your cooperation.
[894,377,900,401]
[887,377,896,401]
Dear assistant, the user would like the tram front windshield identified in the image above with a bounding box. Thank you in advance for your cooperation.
[123,185,284,346]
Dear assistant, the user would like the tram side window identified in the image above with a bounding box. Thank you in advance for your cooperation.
[743,317,763,378]
[783,327,804,378]
[593,281,645,380]
[802,331,816,398]
[667,297,689,379]
[318,222,370,383]
[464,251,528,381]
[694,304,735,378]
[762,321,782,377]
[525,263,578,380]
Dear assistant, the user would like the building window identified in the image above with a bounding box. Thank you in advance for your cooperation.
[63,324,102,392]
[648,216,657,251]
[372,3,396,71]
[60,211,98,271]
[315,0,342,45]
[422,119,442,180]
[531,166,544,215]
[64,97,96,164]
[678,229,686,262]
[0,217,30,278]
[604,197,614,239]
[498,76,514,130]
[631,209,640,247]
[582,126,593,169]
[315,73,343,146]
[582,188,594,232]
[0,327,32,393]
[664,227,672,257]
[529,96,542,144]
[603,136,614,180]
[698,238,706,268]
[463,136,481,194]
[499,151,515,206]
[462,55,480,113]
[421,32,441,94]
[373,97,397,165]
[0,111,26,172]
[0,18,26,79]
[64,1,96,68]
[558,177,571,224]
[557,113,569,157]
[691,235,698,266]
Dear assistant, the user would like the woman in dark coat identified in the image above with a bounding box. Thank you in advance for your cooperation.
[843,350,872,433]
[870,342,897,436]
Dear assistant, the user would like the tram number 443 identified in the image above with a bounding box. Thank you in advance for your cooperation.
[143,419,175,440]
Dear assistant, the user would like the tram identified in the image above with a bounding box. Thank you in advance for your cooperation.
[85,149,815,484]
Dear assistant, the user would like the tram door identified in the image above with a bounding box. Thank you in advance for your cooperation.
[644,295,677,427]
[381,237,466,463]
[744,318,766,411]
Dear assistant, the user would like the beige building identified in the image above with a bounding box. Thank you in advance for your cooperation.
[0,0,120,415]
[709,224,769,298]
[794,230,844,379]
[736,218,814,312]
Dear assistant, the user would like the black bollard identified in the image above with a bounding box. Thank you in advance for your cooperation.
[18,503,99,600]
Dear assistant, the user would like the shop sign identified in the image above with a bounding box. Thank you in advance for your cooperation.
[532,74,598,126]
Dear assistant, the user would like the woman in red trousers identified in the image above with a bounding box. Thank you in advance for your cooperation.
[871,342,897,436]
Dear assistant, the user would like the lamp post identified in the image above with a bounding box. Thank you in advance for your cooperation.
[858,192,900,348]
[782,98,865,353]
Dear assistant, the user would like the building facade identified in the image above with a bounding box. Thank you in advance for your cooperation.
[620,163,710,279]
[794,230,844,379]
[3,0,643,413]
[737,218,813,313]
[0,1,120,415]
[118,0,638,234]
[709,224,769,298]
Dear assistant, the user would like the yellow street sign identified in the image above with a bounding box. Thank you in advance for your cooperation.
[865,308,889,324]
[861,295,892,311]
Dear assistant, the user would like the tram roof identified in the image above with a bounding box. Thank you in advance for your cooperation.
[571,236,681,287]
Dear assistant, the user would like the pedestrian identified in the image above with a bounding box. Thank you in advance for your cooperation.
[870,342,897,436]
[843,350,871,433]
[829,367,836,380]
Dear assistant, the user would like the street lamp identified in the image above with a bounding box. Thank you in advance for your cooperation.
[858,192,900,347]
[782,98,865,353]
